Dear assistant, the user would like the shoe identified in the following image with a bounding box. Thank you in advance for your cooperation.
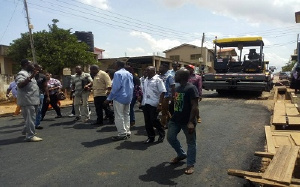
[82,118,90,123]
[74,116,81,121]
[170,155,187,164]
[35,126,43,129]
[68,114,75,117]
[25,136,43,142]
[144,138,155,144]
[111,135,128,141]
[157,135,165,143]
[130,122,135,127]
[55,115,62,118]
[197,117,201,123]
[184,165,195,175]
[126,134,131,138]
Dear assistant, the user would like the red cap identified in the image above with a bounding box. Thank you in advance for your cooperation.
[187,65,195,69]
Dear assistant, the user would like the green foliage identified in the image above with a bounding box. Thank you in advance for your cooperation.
[282,60,296,72]
[8,19,98,75]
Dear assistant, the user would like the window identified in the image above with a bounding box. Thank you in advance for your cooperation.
[190,54,202,60]
[170,55,180,61]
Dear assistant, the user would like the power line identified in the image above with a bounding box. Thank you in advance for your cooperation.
[0,0,20,43]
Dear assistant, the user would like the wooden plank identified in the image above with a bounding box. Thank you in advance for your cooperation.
[288,117,300,125]
[245,176,289,187]
[273,102,287,125]
[286,107,300,116]
[272,134,294,148]
[265,126,276,154]
[254,151,274,158]
[262,145,299,185]
[227,169,262,178]
[291,133,300,146]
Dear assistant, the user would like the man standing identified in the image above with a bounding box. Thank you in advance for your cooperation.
[105,61,133,141]
[16,59,42,142]
[141,66,166,144]
[34,64,49,129]
[167,68,199,175]
[71,65,93,122]
[168,61,180,115]
[6,79,21,116]
[186,65,202,123]
[159,63,175,129]
[89,65,114,125]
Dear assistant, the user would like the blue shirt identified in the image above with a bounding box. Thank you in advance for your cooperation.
[8,81,18,98]
[159,72,175,98]
[107,68,134,105]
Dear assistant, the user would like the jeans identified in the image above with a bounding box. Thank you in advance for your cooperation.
[129,95,137,123]
[167,120,196,166]
[35,94,44,127]
[142,104,165,139]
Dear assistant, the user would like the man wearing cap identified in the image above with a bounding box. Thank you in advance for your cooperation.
[16,59,42,142]
[185,65,202,123]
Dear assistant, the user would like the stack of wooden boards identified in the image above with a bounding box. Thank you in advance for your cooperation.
[228,87,300,186]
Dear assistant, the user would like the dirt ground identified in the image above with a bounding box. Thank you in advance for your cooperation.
[0,97,93,117]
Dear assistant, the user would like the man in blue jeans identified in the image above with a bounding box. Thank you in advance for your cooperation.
[167,68,199,175]
[34,64,49,129]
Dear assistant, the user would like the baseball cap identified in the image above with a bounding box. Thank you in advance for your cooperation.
[186,64,195,69]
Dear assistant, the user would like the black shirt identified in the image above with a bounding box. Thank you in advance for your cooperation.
[35,73,47,94]
[171,82,199,125]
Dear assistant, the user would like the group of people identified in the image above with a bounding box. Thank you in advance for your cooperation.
[14,59,203,175]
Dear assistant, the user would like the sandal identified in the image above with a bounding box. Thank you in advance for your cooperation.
[184,166,194,175]
[197,117,201,123]
[170,155,187,164]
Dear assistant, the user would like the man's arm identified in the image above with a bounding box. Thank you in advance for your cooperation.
[17,70,37,88]
[187,98,199,134]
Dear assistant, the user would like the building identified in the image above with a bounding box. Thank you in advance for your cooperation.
[94,47,105,60]
[99,55,191,77]
[163,44,215,73]
[0,45,16,76]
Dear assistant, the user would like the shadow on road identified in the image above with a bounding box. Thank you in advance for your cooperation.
[0,136,26,146]
[50,120,75,127]
[97,126,116,132]
[115,140,156,151]
[0,129,21,134]
[139,162,185,186]
[81,137,113,147]
[0,123,23,130]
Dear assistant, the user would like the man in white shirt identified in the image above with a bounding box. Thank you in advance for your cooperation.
[141,66,166,144]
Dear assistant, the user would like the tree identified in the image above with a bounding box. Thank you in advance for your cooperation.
[8,19,98,75]
[282,60,296,72]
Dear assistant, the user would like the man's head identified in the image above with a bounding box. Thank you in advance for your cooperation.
[34,64,43,73]
[75,65,82,75]
[175,68,190,84]
[159,63,169,74]
[45,72,51,81]
[146,66,156,78]
[89,65,99,78]
[185,65,194,75]
[114,61,125,70]
[172,61,180,71]
[21,59,34,72]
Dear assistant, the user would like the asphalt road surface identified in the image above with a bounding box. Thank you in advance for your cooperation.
[0,91,272,186]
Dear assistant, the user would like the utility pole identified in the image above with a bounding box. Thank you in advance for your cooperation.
[200,32,205,73]
[23,0,36,63]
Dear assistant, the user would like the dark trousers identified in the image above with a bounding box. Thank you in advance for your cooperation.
[142,104,165,139]
[94,96,114,123]
[41,94,62,119]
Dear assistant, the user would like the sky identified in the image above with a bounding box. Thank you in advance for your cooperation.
[1,0,300,71]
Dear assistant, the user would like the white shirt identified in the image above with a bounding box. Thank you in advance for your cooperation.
[142,74,166,107]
